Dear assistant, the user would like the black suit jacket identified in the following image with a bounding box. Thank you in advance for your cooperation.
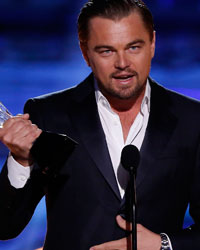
[0,74,200,249]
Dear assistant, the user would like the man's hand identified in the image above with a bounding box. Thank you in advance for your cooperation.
[90,215,161,250]
[0,114,42,166]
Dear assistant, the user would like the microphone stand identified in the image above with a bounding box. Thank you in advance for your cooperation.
[129,167,137,250]
[121,144,139,250]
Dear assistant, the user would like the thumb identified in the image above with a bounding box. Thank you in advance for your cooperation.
[16,113,30,119]
[116,215,132,231]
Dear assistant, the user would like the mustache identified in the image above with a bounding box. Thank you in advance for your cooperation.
[110,69,138,78]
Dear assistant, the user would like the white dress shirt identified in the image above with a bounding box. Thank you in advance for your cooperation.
[7,153,33,188]
[95,80,151,198]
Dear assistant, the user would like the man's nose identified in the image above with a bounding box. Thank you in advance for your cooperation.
[114,53,131,70]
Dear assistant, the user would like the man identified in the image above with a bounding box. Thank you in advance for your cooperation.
[0,0,200,249]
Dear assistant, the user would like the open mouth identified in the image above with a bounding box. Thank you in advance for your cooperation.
[113,74,134,83]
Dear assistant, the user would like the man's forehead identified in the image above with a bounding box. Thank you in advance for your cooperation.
[87,12,149,42]
[88,11,142,28]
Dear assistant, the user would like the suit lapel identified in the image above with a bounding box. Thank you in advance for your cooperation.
[67,76,177,202]
[68,74,121,201]
[136,79,178,189]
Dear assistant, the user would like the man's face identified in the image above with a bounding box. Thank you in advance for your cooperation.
[81,11,155,101]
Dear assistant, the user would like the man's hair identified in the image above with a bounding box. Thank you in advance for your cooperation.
[77,0,154,44]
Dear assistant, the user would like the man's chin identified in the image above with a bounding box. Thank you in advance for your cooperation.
[109,85,146,100]
[106,90,139,100]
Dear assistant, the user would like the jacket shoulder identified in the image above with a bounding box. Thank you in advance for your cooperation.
[150,78,200,115]
[24,73,94,111]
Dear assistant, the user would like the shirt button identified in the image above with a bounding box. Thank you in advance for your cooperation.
[103,100,107,106]
[20,176,26,181]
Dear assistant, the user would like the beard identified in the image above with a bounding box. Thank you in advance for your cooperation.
[100,81,145,100]
[96,70,146,101]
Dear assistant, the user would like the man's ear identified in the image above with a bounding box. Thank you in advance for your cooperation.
[80,42,90,66]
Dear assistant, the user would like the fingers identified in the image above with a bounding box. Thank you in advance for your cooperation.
[116,215,126,230]
[2,113,29,129]
[2,119,41,148]
[0,114,42,166]
[116,216,143,232]
[90,216,131,250]
[16,113,30,119]
[137,223,145,232]
[90,237,127,250]
[90,221,161,250]
[116,215,132,231]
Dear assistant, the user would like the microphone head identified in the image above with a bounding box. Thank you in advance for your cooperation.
[121,145,140,173]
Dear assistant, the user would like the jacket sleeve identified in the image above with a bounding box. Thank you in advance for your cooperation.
[169,139,200,249]
[0,97,76,240]
[0,99,46,240]
[0,160,45,240]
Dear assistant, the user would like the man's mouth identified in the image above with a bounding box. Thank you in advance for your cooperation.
[112,74,135,83]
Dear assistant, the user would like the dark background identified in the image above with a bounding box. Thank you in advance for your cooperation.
[0,0,199,249]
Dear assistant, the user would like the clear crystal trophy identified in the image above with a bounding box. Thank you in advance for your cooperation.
[0,101,77,175]
[0,102,12,128]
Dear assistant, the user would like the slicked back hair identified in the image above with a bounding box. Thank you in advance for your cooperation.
[77,0,154,45]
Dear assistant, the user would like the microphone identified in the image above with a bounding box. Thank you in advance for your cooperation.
[121,145,140,250]
[121,145,140,174]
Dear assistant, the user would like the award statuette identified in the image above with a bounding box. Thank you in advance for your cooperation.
[0,101,77,176]
[0,102,12,128]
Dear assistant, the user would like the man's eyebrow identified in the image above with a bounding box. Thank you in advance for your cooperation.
[94,45,114,51]
[126,39,145,48]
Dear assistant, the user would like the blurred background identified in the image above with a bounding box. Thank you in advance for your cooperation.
[0,0,199,249]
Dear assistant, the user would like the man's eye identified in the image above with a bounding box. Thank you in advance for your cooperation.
[129,46,139,51]
[100,50,112,56]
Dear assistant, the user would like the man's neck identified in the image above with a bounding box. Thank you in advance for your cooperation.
[106,89,146,142]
